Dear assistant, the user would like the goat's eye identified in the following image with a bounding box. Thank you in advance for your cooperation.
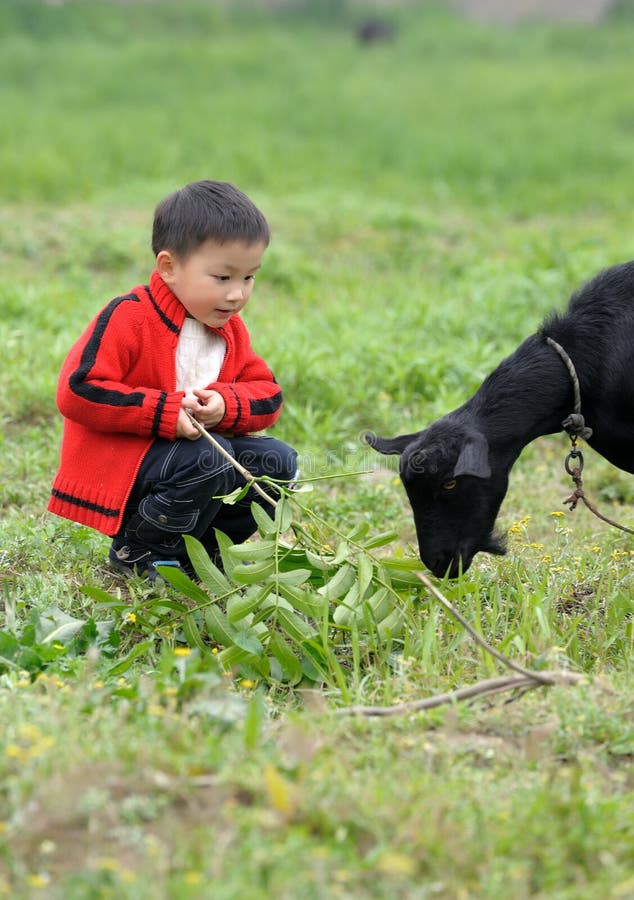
[442,479,457,491]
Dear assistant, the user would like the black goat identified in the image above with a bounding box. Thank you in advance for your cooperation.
[367,261,634,578]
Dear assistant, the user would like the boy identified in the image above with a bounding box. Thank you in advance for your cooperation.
[49,180,297,582]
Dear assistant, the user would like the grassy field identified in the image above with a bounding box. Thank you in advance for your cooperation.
[2,2,634,897]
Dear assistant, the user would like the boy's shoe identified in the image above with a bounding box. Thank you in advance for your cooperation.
[108,544,188,584]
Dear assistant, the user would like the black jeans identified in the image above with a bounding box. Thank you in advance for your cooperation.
[113,433,297,565]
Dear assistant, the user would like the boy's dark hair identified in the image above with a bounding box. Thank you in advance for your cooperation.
[152,180,270,257]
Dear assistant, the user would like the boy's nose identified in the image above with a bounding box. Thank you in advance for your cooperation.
[226,284,245,302]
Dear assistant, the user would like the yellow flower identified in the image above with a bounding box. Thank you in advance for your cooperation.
[5,744,24,761]
[184,872,202,885]
[124,612,137,624]
[174,647,191,657]
[550,510,565,518]
[211,647,219,655]
[240,679,255,689]
[26,874,50,889]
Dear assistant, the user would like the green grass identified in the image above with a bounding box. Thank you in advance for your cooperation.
[2,2,634,897]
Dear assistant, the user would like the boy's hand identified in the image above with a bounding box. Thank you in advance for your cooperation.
[176,405,202,440]
[192,389,226,428]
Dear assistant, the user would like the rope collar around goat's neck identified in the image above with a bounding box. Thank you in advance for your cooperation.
[545,336,591,507]
[545,337,634,536]
[545,336,593,446]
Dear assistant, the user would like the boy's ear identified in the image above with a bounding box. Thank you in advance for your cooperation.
[156,250,176,283]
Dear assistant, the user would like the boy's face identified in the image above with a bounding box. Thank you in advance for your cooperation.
[157,239,266,328]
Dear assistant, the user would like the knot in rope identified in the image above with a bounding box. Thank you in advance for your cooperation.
[562,413,593,441]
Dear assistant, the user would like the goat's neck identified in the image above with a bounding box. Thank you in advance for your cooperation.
[466,334,572,465]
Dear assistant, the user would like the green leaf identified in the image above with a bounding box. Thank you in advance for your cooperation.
[332,583,360,626]
[381,557,424,571]
[362,587,392,624]
[226,585,272,623]
[275,568,313,587]
[268,631,302,684]
[357,554,374,599]
[106,640,154,676]
[274,495,293,533]
[233,628,265,656]
[214,530,238,578]
[80,585,121,604]
[219,483,252,505]
[318,563,356,600]
[217,644,258,669]
[361,530,399,550]
[346,521,371,542]
[277,583,324,618]
[204,605,237,647]
[231,559,276,584]
[377,608,405,641]
[38,607,86,645]
[226,539,277,560]
[277,607,317,644]
[182,613,208,652]
[184,535,233,595]
[332,541,351,565]
[250,501,276,537]
[156,565,210,603]
[304,549,335,571]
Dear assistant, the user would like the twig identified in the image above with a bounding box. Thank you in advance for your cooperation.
[336,572,587,717]
[415,572,554,685]
[186,414,277,508]
[336,671,585,717]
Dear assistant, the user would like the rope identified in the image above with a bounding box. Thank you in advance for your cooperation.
[545,338,634,535]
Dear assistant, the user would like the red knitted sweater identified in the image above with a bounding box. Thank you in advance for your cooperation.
[48,270,283,535]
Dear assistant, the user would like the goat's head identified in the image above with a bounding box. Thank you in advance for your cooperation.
[366,420,507,578]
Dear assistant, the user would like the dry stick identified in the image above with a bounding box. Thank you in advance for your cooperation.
[335,672,584,718]
[186,414,277,508]
[336,572,586,718]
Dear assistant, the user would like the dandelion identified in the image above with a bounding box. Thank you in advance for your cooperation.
[26,874,50,889]
[5,744,25,761]
[174,647,191,657]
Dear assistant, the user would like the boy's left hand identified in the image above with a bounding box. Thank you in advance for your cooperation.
[192,389,226,428]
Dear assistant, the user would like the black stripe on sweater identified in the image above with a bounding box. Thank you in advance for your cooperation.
[152,392,168,436]
[69,294,145,407]
[50,488,120,518]
[250,391,283,417]
[143,285,180,334]
[228,386,242,430]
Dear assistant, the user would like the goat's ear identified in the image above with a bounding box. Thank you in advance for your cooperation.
[364,431,418,456]
[452,432,491,479]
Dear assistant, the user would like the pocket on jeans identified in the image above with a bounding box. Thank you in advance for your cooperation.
[136,502,199,535]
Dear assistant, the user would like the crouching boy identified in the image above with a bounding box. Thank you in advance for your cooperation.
[49,180,297,582]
